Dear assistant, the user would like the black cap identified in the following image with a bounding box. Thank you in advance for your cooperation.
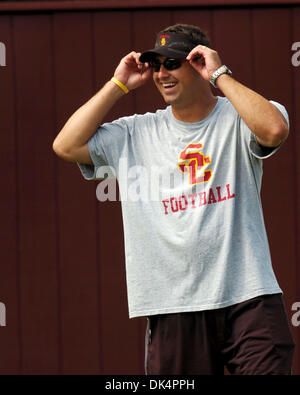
[139,32,197,63]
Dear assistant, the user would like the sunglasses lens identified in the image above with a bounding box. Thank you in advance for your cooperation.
[149,60,161,72]
[164,59,182,70]
[149,58,183,72]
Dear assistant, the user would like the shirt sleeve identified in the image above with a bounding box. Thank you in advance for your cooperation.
[242,100,290,160]
[77,116,131,180]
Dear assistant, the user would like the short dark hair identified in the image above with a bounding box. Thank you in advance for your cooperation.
[159,23,211,48]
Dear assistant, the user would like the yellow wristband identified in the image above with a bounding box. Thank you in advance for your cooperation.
[111,77,129,94]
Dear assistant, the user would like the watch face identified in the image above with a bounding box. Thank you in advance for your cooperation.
[220,66,227,74]
[210,65,232,88]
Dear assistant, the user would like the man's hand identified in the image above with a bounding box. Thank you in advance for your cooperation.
[186,46,288,148]
[114,51,152,91]
[186,45,222,81]
[53,51,153,163]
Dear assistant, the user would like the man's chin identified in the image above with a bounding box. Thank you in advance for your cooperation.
[161,94,177,105]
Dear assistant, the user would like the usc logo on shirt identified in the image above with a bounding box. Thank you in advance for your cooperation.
[161,142,235,215]
[178,143,212,185]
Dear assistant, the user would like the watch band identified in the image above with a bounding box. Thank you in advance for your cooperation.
[210,65,232,88]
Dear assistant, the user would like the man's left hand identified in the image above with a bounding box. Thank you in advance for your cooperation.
[186,45,222,81]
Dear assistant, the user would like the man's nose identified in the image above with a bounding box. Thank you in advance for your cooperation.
[157,65,170,78]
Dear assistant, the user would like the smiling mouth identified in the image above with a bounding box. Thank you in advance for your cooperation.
[161,82,177,90]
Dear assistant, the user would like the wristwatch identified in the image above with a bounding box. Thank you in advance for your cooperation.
[210,65,232,88]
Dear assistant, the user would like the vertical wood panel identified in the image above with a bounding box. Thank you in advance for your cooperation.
[213,8,253,86]
[172,8,213,42]
[0,15,21,374]
[292,5,300,375]
[133,9,173,115]
[213,11,252,375]
[53,11,101,374]
[93,10,144,374]
[132,10,175,372]
[13,14,59,374]
[252,9,297,325]
[94,11,135,123]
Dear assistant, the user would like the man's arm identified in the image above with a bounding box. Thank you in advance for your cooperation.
[187,46,289,147]
[214,75,289,147]
[53,52,151,164]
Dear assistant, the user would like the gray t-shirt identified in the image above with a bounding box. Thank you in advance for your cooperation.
[78,96,289,318]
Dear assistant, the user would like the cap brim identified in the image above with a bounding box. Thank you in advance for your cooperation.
[139,47,188,63]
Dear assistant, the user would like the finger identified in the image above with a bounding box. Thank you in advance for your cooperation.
[123,53,138,67]
[187,45,211,62]
[186,45,206,60]
[140,62,150,71]
[133,52,143,67]
[190,55,204,64]
[141,66,152,81]
[123,51,140,64]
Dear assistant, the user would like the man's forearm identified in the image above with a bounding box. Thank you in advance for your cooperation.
[216,74,289,147]
[53,80,125,160]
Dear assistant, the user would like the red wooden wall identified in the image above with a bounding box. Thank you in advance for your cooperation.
[0,1,300,374]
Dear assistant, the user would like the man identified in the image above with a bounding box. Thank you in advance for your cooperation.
[53,24,295,375]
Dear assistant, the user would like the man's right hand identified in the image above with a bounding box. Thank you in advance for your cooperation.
[113,51,152,91]
[53,51,152,164]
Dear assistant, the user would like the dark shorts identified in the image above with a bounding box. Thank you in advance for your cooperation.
[145,294,295,375]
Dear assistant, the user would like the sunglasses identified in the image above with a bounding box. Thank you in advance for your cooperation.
[149,58,185,72]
